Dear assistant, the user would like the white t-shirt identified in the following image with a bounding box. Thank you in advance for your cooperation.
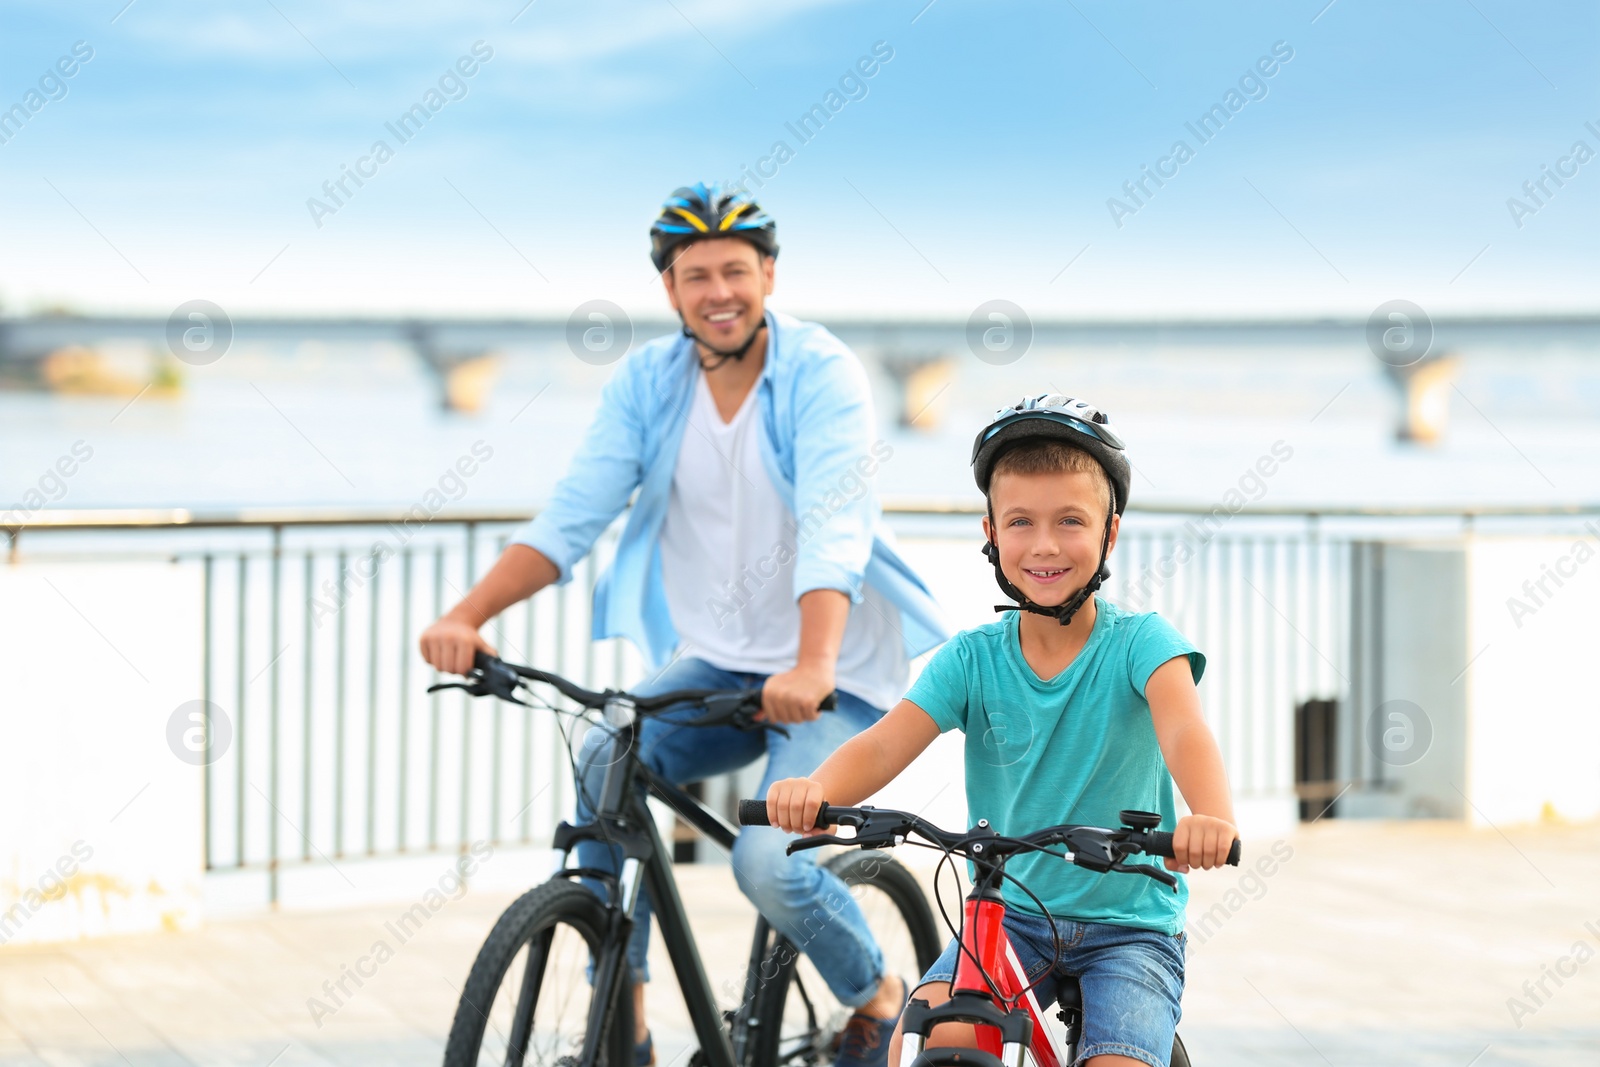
[657,369,908,710]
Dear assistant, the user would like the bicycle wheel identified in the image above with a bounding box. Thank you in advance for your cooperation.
[749,851,942,1067]
[443,878,633,1067]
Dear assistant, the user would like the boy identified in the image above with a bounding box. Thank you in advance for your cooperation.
[766,394,1237,1067]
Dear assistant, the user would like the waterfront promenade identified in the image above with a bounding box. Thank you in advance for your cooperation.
[2,818,1595,1067]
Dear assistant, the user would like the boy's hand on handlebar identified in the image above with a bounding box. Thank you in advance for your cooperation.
[1166,814,1239,873]
[419,615,498,678]
[759,664,834,725]
[766,777,830,835]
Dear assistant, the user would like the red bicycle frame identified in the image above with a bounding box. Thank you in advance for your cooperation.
[945,896,1070,1067]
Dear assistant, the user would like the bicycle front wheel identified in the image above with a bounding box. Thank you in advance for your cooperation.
[749,850,942,1067]
[443,878,632,1067]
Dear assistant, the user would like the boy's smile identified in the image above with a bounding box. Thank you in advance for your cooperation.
[1021,565,1069,585]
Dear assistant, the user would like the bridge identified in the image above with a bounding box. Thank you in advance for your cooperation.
[3,312,1598,426]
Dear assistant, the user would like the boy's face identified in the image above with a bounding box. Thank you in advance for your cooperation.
[982,468,1119,607]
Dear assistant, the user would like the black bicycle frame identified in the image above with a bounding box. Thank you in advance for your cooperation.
[548,711,745,1067]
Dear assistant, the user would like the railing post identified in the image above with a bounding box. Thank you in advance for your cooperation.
[334,550,347,859]
[302,551,314,863]
[202,553,213,872]
[429,544,443,851]
[398,547,412,852]
[269,524,282,906]
[460,522,477,853]
[366,546,380,856]
[236,553,248,869]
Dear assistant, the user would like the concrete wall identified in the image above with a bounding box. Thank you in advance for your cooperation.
[1465,534,1600,826]
[1381,545,1471,818]
[0,560,205,946]
[1341,544,1470,819]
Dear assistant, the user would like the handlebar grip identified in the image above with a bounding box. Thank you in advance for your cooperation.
[736,799,831,828]
[819,692,838,712]
[1142,832,1243,866]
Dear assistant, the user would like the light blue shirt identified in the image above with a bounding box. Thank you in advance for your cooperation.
[512,310,952,672]
[906,598,1205,934]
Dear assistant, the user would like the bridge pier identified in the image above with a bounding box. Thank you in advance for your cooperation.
[403,322,500,414]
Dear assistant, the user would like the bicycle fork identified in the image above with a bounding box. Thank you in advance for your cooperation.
[896,877,1043,1067]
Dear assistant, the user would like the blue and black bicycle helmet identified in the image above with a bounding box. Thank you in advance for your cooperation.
[649,183,779,273]
[971,394,1131,627]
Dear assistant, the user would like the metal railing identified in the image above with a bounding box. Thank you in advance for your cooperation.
[188,518,636,905]
[13,501,1600,901]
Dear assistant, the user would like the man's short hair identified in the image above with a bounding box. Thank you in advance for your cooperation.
[988,440,1112,522]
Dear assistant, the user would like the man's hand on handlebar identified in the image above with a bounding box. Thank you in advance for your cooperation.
[419,614,498,678]
[759,663,835,725]
[1167,813,1238,873]
[765,776,832,836]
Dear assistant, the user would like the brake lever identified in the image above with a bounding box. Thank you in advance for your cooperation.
[426,680,488,697]
[784,810,907,855]
[426,661,531,706]
[1109,859,1179,891]
[731,714,789,738]
[737,690,836,737]
[683,694,793,738]
[785,833,853,854]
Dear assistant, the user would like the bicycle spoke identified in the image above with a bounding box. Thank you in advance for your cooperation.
[756,854,937,1067]
[477,921,599,1067]
[505,928,555,1066]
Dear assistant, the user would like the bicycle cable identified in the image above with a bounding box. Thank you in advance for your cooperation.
[918,832,1068,1012]
[542,690,634,885]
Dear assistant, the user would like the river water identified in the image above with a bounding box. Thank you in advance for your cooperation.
[5,318,1600,518]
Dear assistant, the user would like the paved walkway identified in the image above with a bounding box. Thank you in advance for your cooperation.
[1,819,1596,1066]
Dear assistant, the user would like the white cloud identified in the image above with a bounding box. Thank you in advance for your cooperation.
[109,0,852,68]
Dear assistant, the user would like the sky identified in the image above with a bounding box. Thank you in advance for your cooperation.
[1,0,1597,320]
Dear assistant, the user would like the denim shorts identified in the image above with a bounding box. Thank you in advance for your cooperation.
[917,908,1185,1067]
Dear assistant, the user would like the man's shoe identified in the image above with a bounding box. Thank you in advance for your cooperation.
[833,976,907,1067]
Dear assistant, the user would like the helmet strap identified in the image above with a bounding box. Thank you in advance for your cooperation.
[983,506,1113,627]
[680,318,766,371]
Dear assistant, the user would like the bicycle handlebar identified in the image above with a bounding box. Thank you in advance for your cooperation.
[426,652,836,735]
[736,800,1240,891]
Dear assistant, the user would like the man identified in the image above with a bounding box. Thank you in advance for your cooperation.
[419,183,950,1067]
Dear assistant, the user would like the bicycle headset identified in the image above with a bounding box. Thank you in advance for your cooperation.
[970,393,1132,628]
[649,182,780,370]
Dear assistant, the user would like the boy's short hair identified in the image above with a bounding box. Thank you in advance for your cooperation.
[988,441,1113,522]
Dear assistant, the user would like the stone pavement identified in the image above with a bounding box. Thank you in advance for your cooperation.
[1,818,1596,1067]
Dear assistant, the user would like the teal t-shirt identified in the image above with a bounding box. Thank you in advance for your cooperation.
[905,597,1205,935]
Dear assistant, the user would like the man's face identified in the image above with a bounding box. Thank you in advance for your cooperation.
[982,469,1118,606]
[662,238,775,351]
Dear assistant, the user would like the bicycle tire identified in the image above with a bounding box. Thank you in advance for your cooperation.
[748,850,942,1067]
[908,1023,1196,1062]
[443,878,632,1067]
[910,1031,1190,1067]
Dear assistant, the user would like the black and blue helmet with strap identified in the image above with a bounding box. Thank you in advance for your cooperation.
[649,182,779,273]
[971,394,1131,627]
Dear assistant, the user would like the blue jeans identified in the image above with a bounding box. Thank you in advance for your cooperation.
[919,909,1185,1067]
[573,657,889,1009]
